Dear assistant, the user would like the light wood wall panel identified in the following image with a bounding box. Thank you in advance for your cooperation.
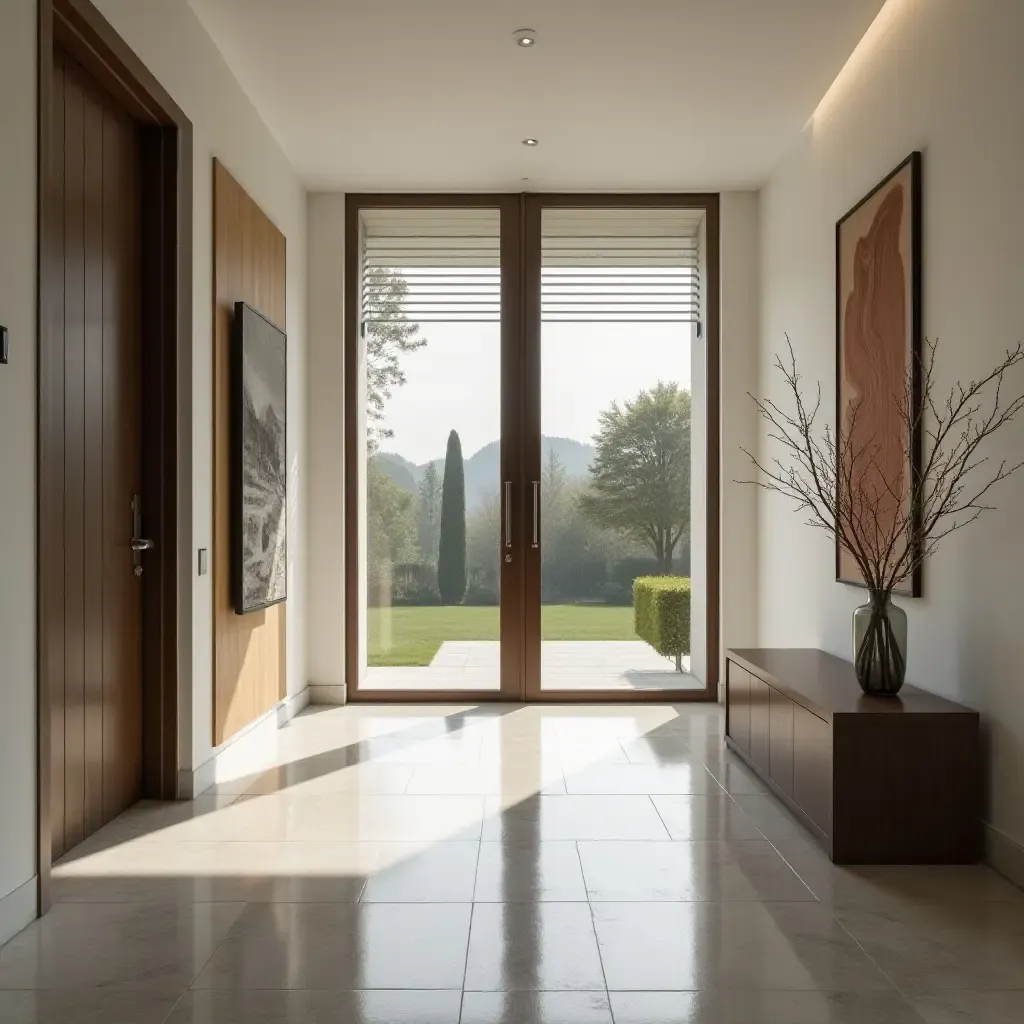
[212,159,287,745]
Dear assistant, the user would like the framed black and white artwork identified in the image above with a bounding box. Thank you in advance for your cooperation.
[232,301,287,614]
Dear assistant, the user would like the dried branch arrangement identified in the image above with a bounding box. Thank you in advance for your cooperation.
[740,336,1024,690]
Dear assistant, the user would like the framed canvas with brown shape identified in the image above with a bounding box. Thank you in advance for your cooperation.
[835,152,922,597]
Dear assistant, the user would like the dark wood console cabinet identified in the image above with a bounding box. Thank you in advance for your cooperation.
[726,649,981,864]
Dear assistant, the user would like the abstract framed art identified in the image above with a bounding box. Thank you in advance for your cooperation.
[835,152,923,597]
[232,301,288,614]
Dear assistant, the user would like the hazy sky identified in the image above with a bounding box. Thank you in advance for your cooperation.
[380,322,693,465]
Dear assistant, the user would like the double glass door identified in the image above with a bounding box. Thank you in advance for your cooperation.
[346,195,716,702]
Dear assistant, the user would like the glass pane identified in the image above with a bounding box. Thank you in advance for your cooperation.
[359,208,502,692]
[539,207,705,693]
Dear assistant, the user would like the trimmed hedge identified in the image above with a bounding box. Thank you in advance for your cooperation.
[633,576,691,672]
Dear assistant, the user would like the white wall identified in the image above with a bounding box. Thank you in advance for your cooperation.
[758,0,1024,853]
[719,192,760,687]
[0,0,40,947]
[92,0,308,774]
[306,193,347,699]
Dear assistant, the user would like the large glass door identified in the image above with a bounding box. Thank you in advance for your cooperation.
[346,197,523,699]
[346,195,717,702]
[522,197,716,702]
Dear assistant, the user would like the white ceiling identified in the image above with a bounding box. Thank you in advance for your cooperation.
[188,0,886,191]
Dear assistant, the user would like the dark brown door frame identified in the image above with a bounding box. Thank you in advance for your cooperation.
[37,0,193,911]
[344,193,719,704]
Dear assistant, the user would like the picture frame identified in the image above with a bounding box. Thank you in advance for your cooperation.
[835,152,923,597]
[232,300,288,614]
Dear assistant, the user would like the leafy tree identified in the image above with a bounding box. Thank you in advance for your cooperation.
[437,430,467,604]
[364,267,427,451]
[367,460,417,576]
[579,381,691,575]
[542,445,569,506]
[466,493,501,602]
[416,461,442,562]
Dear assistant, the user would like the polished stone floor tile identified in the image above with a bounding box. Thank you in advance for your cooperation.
[164,989,463,1023]
[52,840,378,903]
[0,990,181,1024]
[649,794,766,839]
[578,839,816,902]
[591,901,895,991]
[460,990,613,1023]
[702,756,775,795]
[295,794,485,842]
[729,792,815,842]
[562,762,724,795]
[62,796,242,853]
[359,732,484,765]
[406,761,566,796]
[474,841,588,902]
[618,738,713,764]
[360,841,480,902]
[78,793,326,845]
[833,900,1024,993]
[774,836,1024,910]
[609,991,927,1023]
[910,992,1024,1023]
[0,902,245,990]
[239,761,417,797]
[192,902,472,990]
[481,795,670,841]
[464,902,605,991]
[12,701,1024,1016]
[557,744,632,771]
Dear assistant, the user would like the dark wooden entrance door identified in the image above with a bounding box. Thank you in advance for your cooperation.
[48,47,145,859]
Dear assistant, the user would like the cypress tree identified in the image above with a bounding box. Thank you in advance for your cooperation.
[437,429,467,604]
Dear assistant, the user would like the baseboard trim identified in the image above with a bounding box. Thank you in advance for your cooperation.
[309,682,347,705]
[277,685,311,725]
[177,687,311,798]
[0,876,37,949]
[985,823,1024,892]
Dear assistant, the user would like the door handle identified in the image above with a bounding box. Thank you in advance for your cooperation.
[504,480,512,549]
[131,494,154,576]
[532,480,539,548]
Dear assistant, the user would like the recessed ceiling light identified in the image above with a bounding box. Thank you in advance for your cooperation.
[513,28,538,47]
[522,138,539,147]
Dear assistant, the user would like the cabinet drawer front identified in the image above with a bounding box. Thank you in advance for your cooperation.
[769,687,795,797]
[727,661,751,754]
[793,703,832,833]
[749,676,771,769]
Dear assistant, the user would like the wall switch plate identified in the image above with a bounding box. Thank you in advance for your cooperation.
[198,548,208,576]
[0,326,8,364]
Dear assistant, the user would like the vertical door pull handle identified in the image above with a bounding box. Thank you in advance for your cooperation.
[504,481,512,549]
[532,480,540,548]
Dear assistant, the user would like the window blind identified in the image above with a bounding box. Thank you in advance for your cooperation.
[361,208,501,324]
[359,206,703,326]
[541,208,703,323]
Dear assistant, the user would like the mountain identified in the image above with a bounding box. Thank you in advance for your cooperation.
[375,436,596,510]
[372,451,417,492]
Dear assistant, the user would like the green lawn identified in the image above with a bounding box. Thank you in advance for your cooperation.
[368,604,637,666]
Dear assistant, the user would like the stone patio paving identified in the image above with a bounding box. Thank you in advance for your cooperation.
[364,641,701,692]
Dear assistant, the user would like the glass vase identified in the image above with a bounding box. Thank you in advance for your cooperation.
[852,593,908,696]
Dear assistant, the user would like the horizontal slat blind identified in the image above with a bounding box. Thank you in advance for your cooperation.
[361,208,501,323]
[541,208,703,323]
[360,206,704,325]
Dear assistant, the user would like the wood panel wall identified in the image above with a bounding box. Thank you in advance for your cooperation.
[212,159,287,745]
